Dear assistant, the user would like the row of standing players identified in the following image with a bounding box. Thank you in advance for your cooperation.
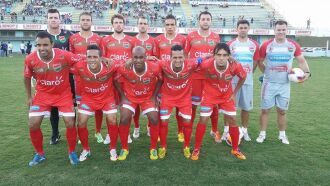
[24,10,311,166]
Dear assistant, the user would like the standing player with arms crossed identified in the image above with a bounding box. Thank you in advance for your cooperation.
[185,11,221,143]
[24,31,84,166]
[225,19,260,143]
[191,43,247,161]
[69,12,104,144]
[256,20,310,144]
[100,14,134,144]
[114,46,162,161]
[154,14,186,143]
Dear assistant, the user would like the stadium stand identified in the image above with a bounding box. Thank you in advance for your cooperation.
[0,0,288,29]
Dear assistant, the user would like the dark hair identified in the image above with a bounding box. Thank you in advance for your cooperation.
[213,43,231,56]
[198,11,212,20]
[79,12,92,22]
[36,31,53,43]
[171,44,183,52]
[237,19,250,27]
[47,9,60,18]
[274,20,288,26]
[111,14,125,25]
[165,14,176,24]
[87,44,102,56]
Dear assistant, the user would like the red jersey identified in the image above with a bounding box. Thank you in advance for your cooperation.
[154,33,186,60]
[69,32,102,55]
[72,61,118,103]
[159,59,198,102]
[200,58,246,100]
[185,31,220,79]
[132,35,156,56]
[100,34,134,61]
[116,62,161,102]
[24,48,83,95]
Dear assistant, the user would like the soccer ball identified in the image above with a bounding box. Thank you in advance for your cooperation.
[288,68,304,83]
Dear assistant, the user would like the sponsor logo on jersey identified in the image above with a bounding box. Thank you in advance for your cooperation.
[30,105,40,111]
[107,43,116,47]
[40,76,64,86]
[81,104,90,110]
[35,67,45,73]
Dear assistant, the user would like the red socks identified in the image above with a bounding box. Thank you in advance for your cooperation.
[229,126,239,151]
[107,124,118,150]
[159,121,168,148]
[94,110,103,133]
[119,124,130,150]
[134,107,140,128]
[175,109,183,134]
[182,122,192,148]
[29,128,44,155]
[210,107,219,133]
[77,127,89,151]
[193,123,206,150]
[191,106,197,125]
[66,127,77,154]
[149,123,159,150]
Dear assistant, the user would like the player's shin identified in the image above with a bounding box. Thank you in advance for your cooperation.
[149,121,159,150]
[229,126,239,151]
[160,120,169,148]
[77,127,90,151]
[119,124,130,150]
[107,124,118,150]
[134,107,140,128]
[175,109,183,134]
[66,127,77,153]
[29,128,44,155]
[210,107,219,133]
[182,121,192,148]
[194,122,206,149]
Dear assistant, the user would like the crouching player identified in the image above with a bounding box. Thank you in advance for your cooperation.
[73,45,119,161]
[191,43,247,160]
[158,45,202,159]
[114,46,162,160]
[24,31,84,166]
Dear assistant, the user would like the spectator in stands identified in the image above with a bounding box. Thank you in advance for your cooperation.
[307,18,310,29]
[232,16,236,26]
[223,18,226,27]
[20,41,25,55]
[251,17,254,24]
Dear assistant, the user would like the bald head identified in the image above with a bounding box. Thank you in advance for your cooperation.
[132,46,146,56]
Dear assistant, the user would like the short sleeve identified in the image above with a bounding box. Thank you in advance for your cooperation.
[24,57,33,78]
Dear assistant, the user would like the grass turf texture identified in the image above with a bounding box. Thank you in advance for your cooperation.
[0,56,329,185]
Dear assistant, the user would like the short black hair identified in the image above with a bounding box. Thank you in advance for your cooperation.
[47,9,60,18]
[171,44,183,52]
[165,14,177,24]
[198,11,212,20]
[87,44,102,56]
[36,31,53,43]
[236,19,250,27]
[275,20,288,26]
[213,43,231,56]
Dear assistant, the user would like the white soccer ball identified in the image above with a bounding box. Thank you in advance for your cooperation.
[288,68,305,83]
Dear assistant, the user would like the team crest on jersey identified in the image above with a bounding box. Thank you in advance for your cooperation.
[288,47,294,52]
[53,64,62,72]
[146,44,152,50]
[208,40,215,46]
[142,78,151,84]
[249,46,255,53]
[123,42,130,48]
[59,36,66,43]
[224,74,233,81]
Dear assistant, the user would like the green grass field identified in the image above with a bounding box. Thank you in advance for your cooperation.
[0,56,329,185]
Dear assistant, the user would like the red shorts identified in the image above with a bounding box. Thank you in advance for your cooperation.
[122,99,157,115]
[29,91,74,117]
[191,79,204,105]
[160,99,192,120]
[200,96,236,117]
[78,98,117,116]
